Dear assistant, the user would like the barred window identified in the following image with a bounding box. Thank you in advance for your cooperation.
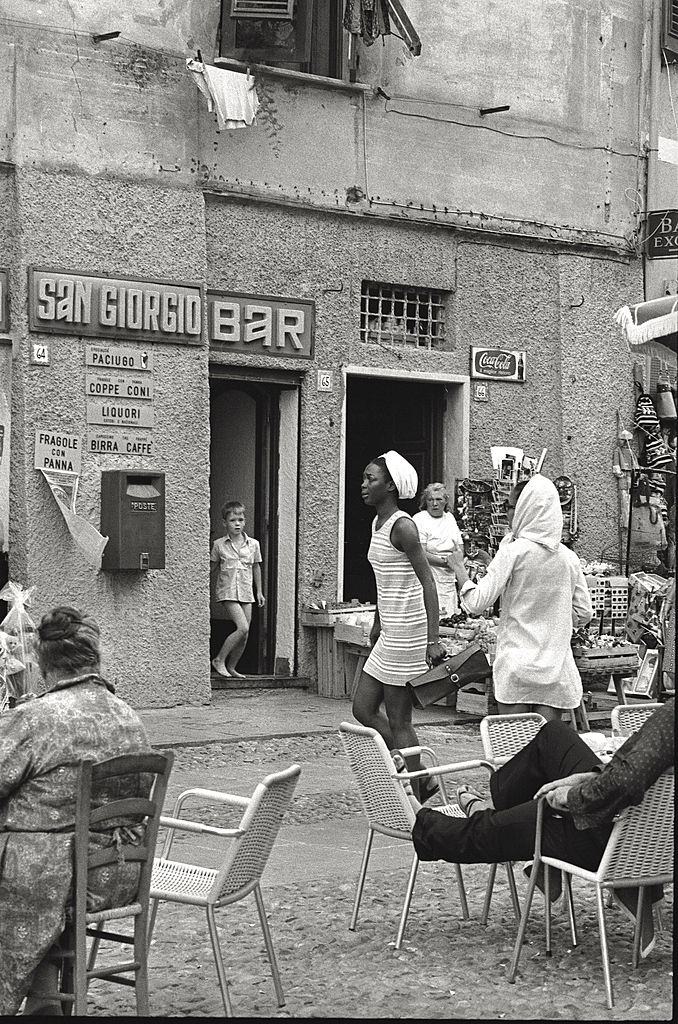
[360,282,446,351]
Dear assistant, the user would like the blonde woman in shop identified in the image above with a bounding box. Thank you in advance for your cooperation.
[412,482,464,617]
[447,474,593,721]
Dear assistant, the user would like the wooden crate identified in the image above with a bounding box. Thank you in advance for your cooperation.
[334,622,371,645]
[456,687,492,716]
[573,646,639,675]
[335,639,370,699]
[301,604,375,627]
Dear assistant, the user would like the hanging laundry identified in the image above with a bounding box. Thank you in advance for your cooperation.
[343,0,390,46]
[186,59,260,130]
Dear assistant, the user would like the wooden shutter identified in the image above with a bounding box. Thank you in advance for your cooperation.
[231,0,294,18]
[663,0,678,59]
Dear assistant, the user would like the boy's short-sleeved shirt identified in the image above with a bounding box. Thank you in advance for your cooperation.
[210,533,262,603]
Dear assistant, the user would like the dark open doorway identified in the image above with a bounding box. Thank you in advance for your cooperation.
[343,375,445,603]
[209,378,280,675]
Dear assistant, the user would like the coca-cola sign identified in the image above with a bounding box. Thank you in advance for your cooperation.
[471,347,526,382]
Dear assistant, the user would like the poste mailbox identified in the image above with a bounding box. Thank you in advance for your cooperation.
[100,470,165,571]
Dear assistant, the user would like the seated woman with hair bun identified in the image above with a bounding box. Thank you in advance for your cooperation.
[0,606,151,1016]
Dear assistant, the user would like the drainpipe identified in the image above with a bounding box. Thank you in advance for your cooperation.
[643,0,662,300]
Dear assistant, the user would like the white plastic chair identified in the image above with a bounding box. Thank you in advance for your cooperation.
[508,769,674,1009]
[479,713,546,922]
[148,764,301,1017]
[339,721,514,947]
[611,702,664,736]
[480,713,547,767]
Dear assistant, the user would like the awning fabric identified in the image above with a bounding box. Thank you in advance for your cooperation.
[615,295,678,348]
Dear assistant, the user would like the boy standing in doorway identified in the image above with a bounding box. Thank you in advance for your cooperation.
[210,501,265,678]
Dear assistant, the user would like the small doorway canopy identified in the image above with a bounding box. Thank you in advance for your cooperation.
[615,295,678,352]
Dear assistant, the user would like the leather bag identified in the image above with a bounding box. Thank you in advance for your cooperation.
[406,641,491,709]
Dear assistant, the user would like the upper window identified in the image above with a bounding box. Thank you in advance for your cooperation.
[220,0,345,80]
[360,281,448,352]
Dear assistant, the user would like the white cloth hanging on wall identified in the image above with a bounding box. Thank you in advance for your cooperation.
[186,59,260,130]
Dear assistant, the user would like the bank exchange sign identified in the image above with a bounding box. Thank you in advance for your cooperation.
[28,268,203,345]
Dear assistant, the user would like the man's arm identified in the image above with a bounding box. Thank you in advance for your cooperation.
[538,700,674,824]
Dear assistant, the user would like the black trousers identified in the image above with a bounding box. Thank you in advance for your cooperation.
[412,720,611,870]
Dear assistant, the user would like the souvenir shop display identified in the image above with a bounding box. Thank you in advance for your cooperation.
[0,581,39,703]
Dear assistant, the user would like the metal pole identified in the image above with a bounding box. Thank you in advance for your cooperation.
[625,467,635,578]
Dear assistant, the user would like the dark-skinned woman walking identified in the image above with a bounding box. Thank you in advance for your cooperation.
[352,451,445,801]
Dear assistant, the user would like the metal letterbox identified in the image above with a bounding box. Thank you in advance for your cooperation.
[100,470,165,571]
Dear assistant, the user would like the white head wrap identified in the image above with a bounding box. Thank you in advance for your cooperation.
[510,474,563,552]
[380,450,418,500]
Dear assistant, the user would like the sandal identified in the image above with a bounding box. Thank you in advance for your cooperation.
[391,750,415,798]
[456,784,490,817]
[418,776,440,805]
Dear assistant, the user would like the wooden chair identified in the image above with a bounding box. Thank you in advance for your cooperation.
[339,721,518,947]
[507,770,674,1008]
[30,750,174,1015]
[148,764,301,1017]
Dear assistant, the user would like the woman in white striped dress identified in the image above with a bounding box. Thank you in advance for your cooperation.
[352,452,445,802]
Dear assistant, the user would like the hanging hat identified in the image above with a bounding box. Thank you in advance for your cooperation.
[380,450,418,499]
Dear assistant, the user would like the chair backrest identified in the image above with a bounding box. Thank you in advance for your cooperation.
[598,769,674,886]
[611,702,664,736]
[213,763,301,902]
[480,713,546,764]
[74,750,174,918]
[339,721,416,837]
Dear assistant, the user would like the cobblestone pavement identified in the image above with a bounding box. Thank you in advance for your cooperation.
[86,724,673,1019]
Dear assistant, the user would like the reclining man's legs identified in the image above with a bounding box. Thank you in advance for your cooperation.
[412,721,609,869]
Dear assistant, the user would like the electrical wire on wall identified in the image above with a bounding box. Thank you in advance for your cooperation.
[380,96,641,159]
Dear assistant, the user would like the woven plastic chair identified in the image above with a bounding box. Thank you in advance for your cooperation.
[508,769,674,1008]
[27,750,174,1015]
[480,713,547,766]
[148,764,301,1017]
[478,713,547,922]
[339,721,513,947]
[611,702,664,736]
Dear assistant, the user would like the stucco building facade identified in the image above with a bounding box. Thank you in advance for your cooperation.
[0,1,675,705]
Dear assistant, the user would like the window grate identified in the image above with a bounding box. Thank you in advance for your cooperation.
[360,281,446,351]
[231,0,294,18]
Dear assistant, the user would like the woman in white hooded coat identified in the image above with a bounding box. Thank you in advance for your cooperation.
[447,474,593,719]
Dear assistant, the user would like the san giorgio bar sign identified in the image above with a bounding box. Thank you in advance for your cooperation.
[28,268,203,345]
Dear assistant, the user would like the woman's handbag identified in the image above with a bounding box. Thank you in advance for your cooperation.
[406,641,491,709]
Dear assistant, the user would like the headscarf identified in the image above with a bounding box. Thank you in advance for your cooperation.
[380,450,418,500]
[510,474,563,552]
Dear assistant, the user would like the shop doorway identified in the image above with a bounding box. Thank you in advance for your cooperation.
[342,375,446,603]
[209,373,299,676]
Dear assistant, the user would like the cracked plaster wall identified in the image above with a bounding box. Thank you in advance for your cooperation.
[9,168,211,707]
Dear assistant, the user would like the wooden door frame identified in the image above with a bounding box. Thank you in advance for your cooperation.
[208,367,301,675]
[337,365,470,600]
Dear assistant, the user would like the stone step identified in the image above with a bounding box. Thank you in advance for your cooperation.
[211,673,311,691]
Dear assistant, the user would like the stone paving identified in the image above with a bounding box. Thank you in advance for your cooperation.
[83,691,673,1018]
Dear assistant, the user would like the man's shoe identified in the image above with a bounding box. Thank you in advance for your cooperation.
[613,889,656,958]
[523,861,562,903]
[456,784,491,817]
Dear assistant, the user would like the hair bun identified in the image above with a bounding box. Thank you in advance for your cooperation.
[38,606,85,642]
